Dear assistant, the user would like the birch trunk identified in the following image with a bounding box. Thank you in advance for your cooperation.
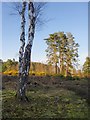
[17,2,35,101]
[17,2,26,100]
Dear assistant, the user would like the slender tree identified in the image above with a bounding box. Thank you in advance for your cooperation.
[17,1,27,100]
[17,2,36,101]
[13,1,46,101]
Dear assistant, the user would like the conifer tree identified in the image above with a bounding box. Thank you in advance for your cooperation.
[82,57,90,77]
[45,32,79,76]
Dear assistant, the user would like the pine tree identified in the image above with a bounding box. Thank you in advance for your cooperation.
[45,33,59,74]
[45,32,79,76]
[82,57,90,77]
[65,32,79,76]
[56,32,67,75]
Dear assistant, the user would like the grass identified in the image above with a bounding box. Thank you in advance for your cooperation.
[2,88,88,119]
[2,75,88,119]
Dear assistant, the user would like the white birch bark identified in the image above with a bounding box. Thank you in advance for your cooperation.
[17,1,26,100]
[24,1,35,76]
[17,1,35,101]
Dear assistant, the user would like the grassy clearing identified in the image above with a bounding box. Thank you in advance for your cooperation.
[2,88,88,119]
[2,76,88,119]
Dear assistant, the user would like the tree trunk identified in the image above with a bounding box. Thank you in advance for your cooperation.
[17,2,35,101]
[17,2,26,100]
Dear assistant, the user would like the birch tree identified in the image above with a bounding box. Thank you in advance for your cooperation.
[17,1,26,101]
[12,1,46,101]
[18,2,36,101]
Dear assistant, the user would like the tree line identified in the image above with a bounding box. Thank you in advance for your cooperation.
[1,31,90,78]
[2,59,55,75]
[1,56,90,78]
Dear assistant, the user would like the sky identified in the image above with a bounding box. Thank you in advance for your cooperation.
[1,2,88,68]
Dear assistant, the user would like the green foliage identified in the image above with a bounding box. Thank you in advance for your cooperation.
[65,76,80,81]
[0,64,2,72]
[82,57,90,77]
[65,76,74,80]
[53,74,65,78]
[45,33,59,74]
[2,63,7,72]
[73,76,80,80]
[45,32,79,76]
[2,59,55,76]
[65,32,79,76]
[2,59,18,72]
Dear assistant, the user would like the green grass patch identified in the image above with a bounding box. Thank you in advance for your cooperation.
[2,88,88,119]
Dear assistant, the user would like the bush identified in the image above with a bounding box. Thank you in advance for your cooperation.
[73,76,80,80]
[3,70,18,76]
[29,71,36,76]
[37,72,46,76]
[45,74,52,77]
[29,71,46,76]
[53,74,65,78]
[65,76,74,80]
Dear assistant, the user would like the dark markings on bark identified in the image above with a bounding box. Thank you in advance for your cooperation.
[17,2,36,101]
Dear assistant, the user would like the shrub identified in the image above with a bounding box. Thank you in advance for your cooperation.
[45,74,52,77]
[53,74,65,79]
[37,72,46,76]
[3,70,18,76]
[65,76,74,80]
[29,71,36,76]
[73,76,80,80]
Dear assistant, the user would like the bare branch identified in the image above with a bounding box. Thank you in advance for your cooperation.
[10,2,22,15]
[34,2,47,29]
